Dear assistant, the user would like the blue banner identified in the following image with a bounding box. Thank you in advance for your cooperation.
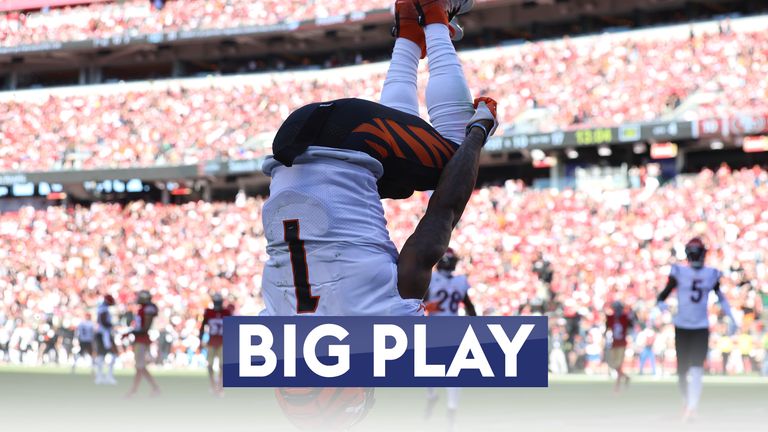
[223,316,548,387]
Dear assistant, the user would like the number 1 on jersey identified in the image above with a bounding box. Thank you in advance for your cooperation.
[283,219,320,313]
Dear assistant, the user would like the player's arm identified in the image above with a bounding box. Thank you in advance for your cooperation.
[142,312,156,333]
[463,293,477,316]
[198,315,208,348]
[656,275,677,311]
[98,311,111,330]
[397,98,498,300]
[131,308,157,335]
[713,281,738,334]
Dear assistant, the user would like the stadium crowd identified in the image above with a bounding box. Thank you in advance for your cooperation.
[2,21,767,172]
[0,0,394,48]
[0,166,766,374]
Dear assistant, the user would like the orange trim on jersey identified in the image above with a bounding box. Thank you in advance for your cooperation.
[434,132,457,153]
[385,119,434,167]
[407,125,450,166]
[365,139,389,158]
[353,123,391,143]
[373,118,406,158]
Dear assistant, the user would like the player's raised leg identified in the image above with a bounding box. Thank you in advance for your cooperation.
[419,0,475,144]
[380,0,425,116]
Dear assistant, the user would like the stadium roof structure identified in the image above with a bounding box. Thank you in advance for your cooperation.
[1,0,757,87]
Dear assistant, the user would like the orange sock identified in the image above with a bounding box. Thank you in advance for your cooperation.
[419,0,449,27]
[398,22,426,58]
[394,1,427,58]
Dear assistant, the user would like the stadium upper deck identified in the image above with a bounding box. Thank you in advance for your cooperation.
[1,15,767,172]
[0,0,394,48]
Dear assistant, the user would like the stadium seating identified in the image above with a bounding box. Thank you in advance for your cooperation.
[2,19,767,172]
[0,0,393,47]
[1,167,766,368]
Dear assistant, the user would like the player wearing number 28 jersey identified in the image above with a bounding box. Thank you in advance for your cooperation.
[424,249,475,430]
[425,249,476,317]
[657,237,737,420]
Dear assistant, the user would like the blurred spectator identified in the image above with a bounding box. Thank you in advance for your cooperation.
[1,18,767,171]
[0,0,395,48]
[636,325,657,375]
[0,166,767,372]
[761,330,768,376]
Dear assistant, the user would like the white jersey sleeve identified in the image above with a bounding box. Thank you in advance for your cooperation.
[97,303,113,333]
[671,264,722,329]
[76,322,95,342]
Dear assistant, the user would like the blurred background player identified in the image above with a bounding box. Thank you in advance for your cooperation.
[36,321,60,365]
[71,312,95,374]
[605,300,632,392]
[636,325,657,376]
[424,248,476,431]
[657,237,738,421]
[94,294,118,385]
[125,290,161,398]
[425,248,476,317]
[260,0,490,316]
[199,293,232,395]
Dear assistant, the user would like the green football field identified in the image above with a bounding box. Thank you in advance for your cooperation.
[0,366,765,432]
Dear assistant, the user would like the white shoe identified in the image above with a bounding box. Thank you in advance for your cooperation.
[453,0,474,17]
[94,376,104,385]
[449,18,464,41]
[416,0,474,22]
[442,0,475,20]
[104,376,118,385]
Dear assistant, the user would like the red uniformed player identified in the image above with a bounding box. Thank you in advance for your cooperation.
[605,300,633,392]
[199,293,232,395]
[125,290,160,398]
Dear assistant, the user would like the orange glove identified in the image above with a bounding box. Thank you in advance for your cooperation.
[466,96,499,138]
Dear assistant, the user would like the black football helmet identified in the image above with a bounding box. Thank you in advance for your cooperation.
[437,248,459,272]
[137,290,152,305]
[685,237,707,269]
[212,293,224,310]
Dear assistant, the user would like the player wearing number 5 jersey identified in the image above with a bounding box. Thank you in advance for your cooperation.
[260,0,497,317]
[657,238,737,421]
[200,293,232,395]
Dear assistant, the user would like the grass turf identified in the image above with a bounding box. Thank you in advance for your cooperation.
[0,366,765,432]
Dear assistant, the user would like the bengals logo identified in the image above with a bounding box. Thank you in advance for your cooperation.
[274,387,375,431]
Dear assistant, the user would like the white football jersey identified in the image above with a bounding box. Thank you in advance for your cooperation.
[76,321,95,342]
[427,271,470,316]
[97,302,112,333]
[669,264,722,329]
[260,148,420,316]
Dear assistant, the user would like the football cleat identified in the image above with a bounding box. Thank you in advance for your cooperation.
[449,18,464,41]
[392,0,418,37]
[391,0,427,58]
[417,0,474,22]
